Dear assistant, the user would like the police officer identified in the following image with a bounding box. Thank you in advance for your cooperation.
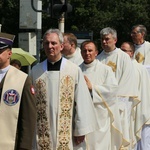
[0,32,36,150]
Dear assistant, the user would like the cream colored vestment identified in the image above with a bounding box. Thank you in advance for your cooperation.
[31,58,99,150]
[132,59,150,139]
[97,48,140,149]
[134,41,150,65]
[63,47,83,66]
[80,59,123,150]
[134,60,150,150]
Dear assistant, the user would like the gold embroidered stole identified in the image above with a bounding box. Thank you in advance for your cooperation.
[35,76,52,149]
[0,66,27,149]
[56,75,74,150]
[36,71,75,150]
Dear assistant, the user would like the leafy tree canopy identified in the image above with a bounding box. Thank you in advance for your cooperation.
[0,0,150,54]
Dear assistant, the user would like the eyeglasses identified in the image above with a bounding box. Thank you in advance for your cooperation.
[121,49,133,52]
[131,31,141,35]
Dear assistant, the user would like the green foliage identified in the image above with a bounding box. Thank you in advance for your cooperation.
[0,0,150,54]
[0,0,19,47]
[67,0,150,47]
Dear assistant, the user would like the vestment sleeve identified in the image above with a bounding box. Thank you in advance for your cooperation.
[73,68,99,136]
[92,67,118,104]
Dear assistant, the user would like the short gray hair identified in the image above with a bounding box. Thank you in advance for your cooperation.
[43,28,64,44]
[132,24,147,38]
[100,27,117,39]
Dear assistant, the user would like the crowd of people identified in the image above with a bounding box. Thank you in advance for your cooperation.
[0,24,150,150]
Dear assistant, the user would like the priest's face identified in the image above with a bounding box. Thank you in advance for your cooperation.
[81,42,98,64]
[121,43,134,58]
[62,35,72,55]
[43,33,64,62]
[101,34,117,52]
[131,27,144,44]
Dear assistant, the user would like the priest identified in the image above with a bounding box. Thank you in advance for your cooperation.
[31,29,99,150]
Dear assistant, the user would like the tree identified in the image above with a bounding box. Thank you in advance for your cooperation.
[0,0,150,52]
[0,0,19,47]
[67,0,150,47]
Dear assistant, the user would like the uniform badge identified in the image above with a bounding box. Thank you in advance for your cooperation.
[30,85,35,95]
[3,89,20,106]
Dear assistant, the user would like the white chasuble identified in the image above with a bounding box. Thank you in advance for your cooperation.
[145,65,150,76]
[31,58,99,150]
[63,47,83,66]
[97,49,140,149]
[131,60,150,140]
[97,48,138,98]
[0,66,27,150]
[134,41,150,65]
[80,59,123,150]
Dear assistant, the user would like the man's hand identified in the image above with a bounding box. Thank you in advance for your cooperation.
[74,135,85,145]
[84,75,92,91]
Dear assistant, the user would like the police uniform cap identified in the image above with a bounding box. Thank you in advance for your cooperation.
[0,32,15,50]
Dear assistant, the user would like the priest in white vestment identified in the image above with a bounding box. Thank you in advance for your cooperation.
[31,29,99,150]
[131,24,150,65]
[62,33,83,66]
[121,42,150,150]
[80,40,123,150]
[97,27,139,149]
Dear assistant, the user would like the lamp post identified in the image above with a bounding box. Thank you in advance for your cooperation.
[58,0,65,33]
[51,0,72,33]
[58,14,65,33]
[0,24,2,32]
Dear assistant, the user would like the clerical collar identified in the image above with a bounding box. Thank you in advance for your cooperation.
[47,58,62,71]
